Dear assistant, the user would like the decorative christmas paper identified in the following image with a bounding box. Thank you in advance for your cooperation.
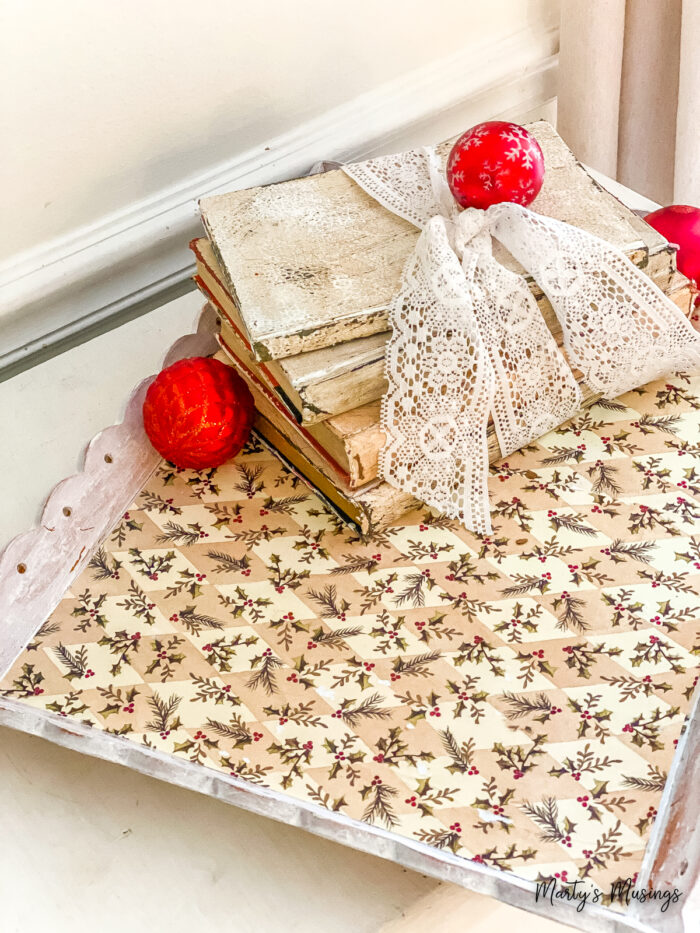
[2,369,698,909]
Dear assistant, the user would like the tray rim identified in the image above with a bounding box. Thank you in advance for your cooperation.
[0,693,686,933]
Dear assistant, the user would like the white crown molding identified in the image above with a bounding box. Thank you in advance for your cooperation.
[0,25,558,375]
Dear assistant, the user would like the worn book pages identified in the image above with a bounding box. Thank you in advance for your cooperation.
[212,315,384,489]
[200,121,683,361]
[211,347,424,532]
[253,412,418,535]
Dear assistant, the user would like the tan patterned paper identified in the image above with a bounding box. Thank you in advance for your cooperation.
[2,374,699,899]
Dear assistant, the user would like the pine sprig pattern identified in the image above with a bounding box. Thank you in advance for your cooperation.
[52,643,91,681]
[88,546,121,581]
[155,520,208,547]
[500,691,553,723]
[3,375,700,896]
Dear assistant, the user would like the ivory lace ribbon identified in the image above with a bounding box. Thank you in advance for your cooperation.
[343,146,700,534]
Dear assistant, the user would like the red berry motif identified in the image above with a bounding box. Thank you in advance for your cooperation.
[446,121,545,210]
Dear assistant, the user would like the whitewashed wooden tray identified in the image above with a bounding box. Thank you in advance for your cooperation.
[0,305,697,933]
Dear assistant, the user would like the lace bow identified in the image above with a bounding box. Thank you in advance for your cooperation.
[343,147,700,534]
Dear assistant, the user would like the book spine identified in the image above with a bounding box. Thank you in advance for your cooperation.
[299,358,387,425]
[251,409,418,535]
[216,333,360,489]
[192,269,305,416]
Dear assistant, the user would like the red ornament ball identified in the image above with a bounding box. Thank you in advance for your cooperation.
[143,357,254,469]
[645,205,700,302]
[446,121,545,210]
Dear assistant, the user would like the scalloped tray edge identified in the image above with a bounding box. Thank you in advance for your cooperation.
[0,303,219,678]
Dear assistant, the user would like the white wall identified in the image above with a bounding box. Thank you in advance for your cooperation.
[2,0,559,257]
[0,0,560,368]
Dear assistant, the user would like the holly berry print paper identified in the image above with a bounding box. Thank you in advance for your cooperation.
[2,374,699,900]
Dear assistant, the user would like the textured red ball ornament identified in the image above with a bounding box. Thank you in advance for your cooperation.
[645,205,700,304]
[143,357,254,469]
[446,121,545,210]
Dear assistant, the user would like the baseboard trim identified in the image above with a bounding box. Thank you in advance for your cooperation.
[0,25,558,376]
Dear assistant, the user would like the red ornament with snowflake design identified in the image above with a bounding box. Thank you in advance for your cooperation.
[446,121,545,210]
[143,357,254,469]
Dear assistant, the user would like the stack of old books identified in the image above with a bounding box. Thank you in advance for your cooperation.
[192,122,693,533]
